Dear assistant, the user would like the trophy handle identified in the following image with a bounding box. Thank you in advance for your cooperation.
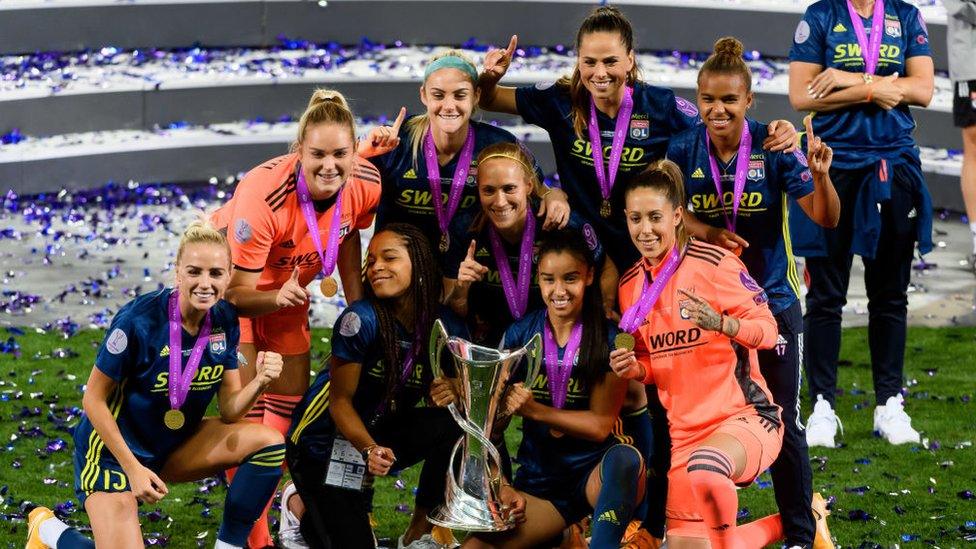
[521,332,543,388]
[429,319,450,379]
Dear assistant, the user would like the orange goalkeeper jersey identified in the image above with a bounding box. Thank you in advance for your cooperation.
[212,153,380,291]
[618,240,781,442]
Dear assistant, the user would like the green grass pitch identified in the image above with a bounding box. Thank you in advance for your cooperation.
[0,327,973,547]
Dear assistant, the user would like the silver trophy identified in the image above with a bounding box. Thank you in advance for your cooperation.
[427,319,542,531]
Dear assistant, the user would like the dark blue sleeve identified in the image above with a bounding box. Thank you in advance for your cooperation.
[441,308,470,340]
[669,94,701,133]
[500,319,528,352]
[331,303,378,364]
[666,135,689,169]
[789,5,829,64]
[95,310,140,382]
[222,307,240,372]
[568,213,604,264]
[777,149,816,200]
[904,5,932,58]
[515,83,563,128]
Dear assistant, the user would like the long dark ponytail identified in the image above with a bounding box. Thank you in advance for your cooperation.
[536,229,608,389]
[363,223,442,412]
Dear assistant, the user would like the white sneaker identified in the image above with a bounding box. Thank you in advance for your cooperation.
[278,482,310,549]
[805,394,843,448]
[874,394,921,445]
[398,533,447,549]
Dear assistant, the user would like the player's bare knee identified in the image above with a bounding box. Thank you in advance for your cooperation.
[252,423,285,449]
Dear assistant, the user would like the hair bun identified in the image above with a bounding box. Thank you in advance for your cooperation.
[713,37,744,59]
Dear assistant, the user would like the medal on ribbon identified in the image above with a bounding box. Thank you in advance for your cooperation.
[543,313,583,409]
[846,0,886,75]
[618,245,684,336]
[704,123,753,234]
[166,290,212,430]
[295,165,344,297]
[488,209,536,320]
[588,86,635,218]
[424,126,476,253]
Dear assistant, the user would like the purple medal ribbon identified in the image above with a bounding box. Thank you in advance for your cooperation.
[295,165,344,279]
[618,246,683,334]
[846,0,886,74]
[543,313,583,409]
[488,208,536,319]
[167,290,212,413]
[704,123,753,233]
[371,330,425,421]
[588,86,635,206]
[423,126,476,238]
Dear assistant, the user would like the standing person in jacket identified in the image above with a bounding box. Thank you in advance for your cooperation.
[667,36,840,548]
[610,161,831,548]
[210,88,381,546]
[788,0,935,447]
[945,0,976,273]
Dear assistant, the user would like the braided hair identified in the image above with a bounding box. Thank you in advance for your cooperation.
[364,223,442,413]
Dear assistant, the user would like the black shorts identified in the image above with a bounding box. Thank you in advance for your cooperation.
[953,80,976,128]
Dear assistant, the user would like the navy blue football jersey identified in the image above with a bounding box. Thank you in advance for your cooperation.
[502,309,617,492]
[444,206,604,346]
[789,0,931,168]
[667,120,814,314]
[287,300,468,461]
[515,81,699,268]
[369,117,544,264]
[73,289,239,464]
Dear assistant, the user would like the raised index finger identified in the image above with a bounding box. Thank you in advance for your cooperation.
[803,114,815,144]
[506,34,518,57]
[466,239,477,261]
[390,106,407,134]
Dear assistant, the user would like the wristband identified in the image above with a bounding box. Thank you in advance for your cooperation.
[866,83,874,103]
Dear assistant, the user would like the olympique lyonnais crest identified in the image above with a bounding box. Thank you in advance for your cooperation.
[884,18,901,38]
[630,118,649,140]
[209,332,227,354]
[747,159,765,181]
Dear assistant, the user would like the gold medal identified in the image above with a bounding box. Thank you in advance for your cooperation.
[320,277,338,297]
[439,233,449,254]
[600,199,611,218]
[164,409,185,430]
[549,428,565,438]
[614,332,635,351]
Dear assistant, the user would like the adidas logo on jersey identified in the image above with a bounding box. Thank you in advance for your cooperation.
[280,239,296,248]
[691,167,705,179]
[833,22,847,32]
[403,168,417,179]
[597,510,620,525]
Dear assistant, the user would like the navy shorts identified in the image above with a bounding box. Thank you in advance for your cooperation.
[73,447,165,506]
[953,80,976,128]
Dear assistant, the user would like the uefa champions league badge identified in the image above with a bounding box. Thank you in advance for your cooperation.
[234,218,252,244]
